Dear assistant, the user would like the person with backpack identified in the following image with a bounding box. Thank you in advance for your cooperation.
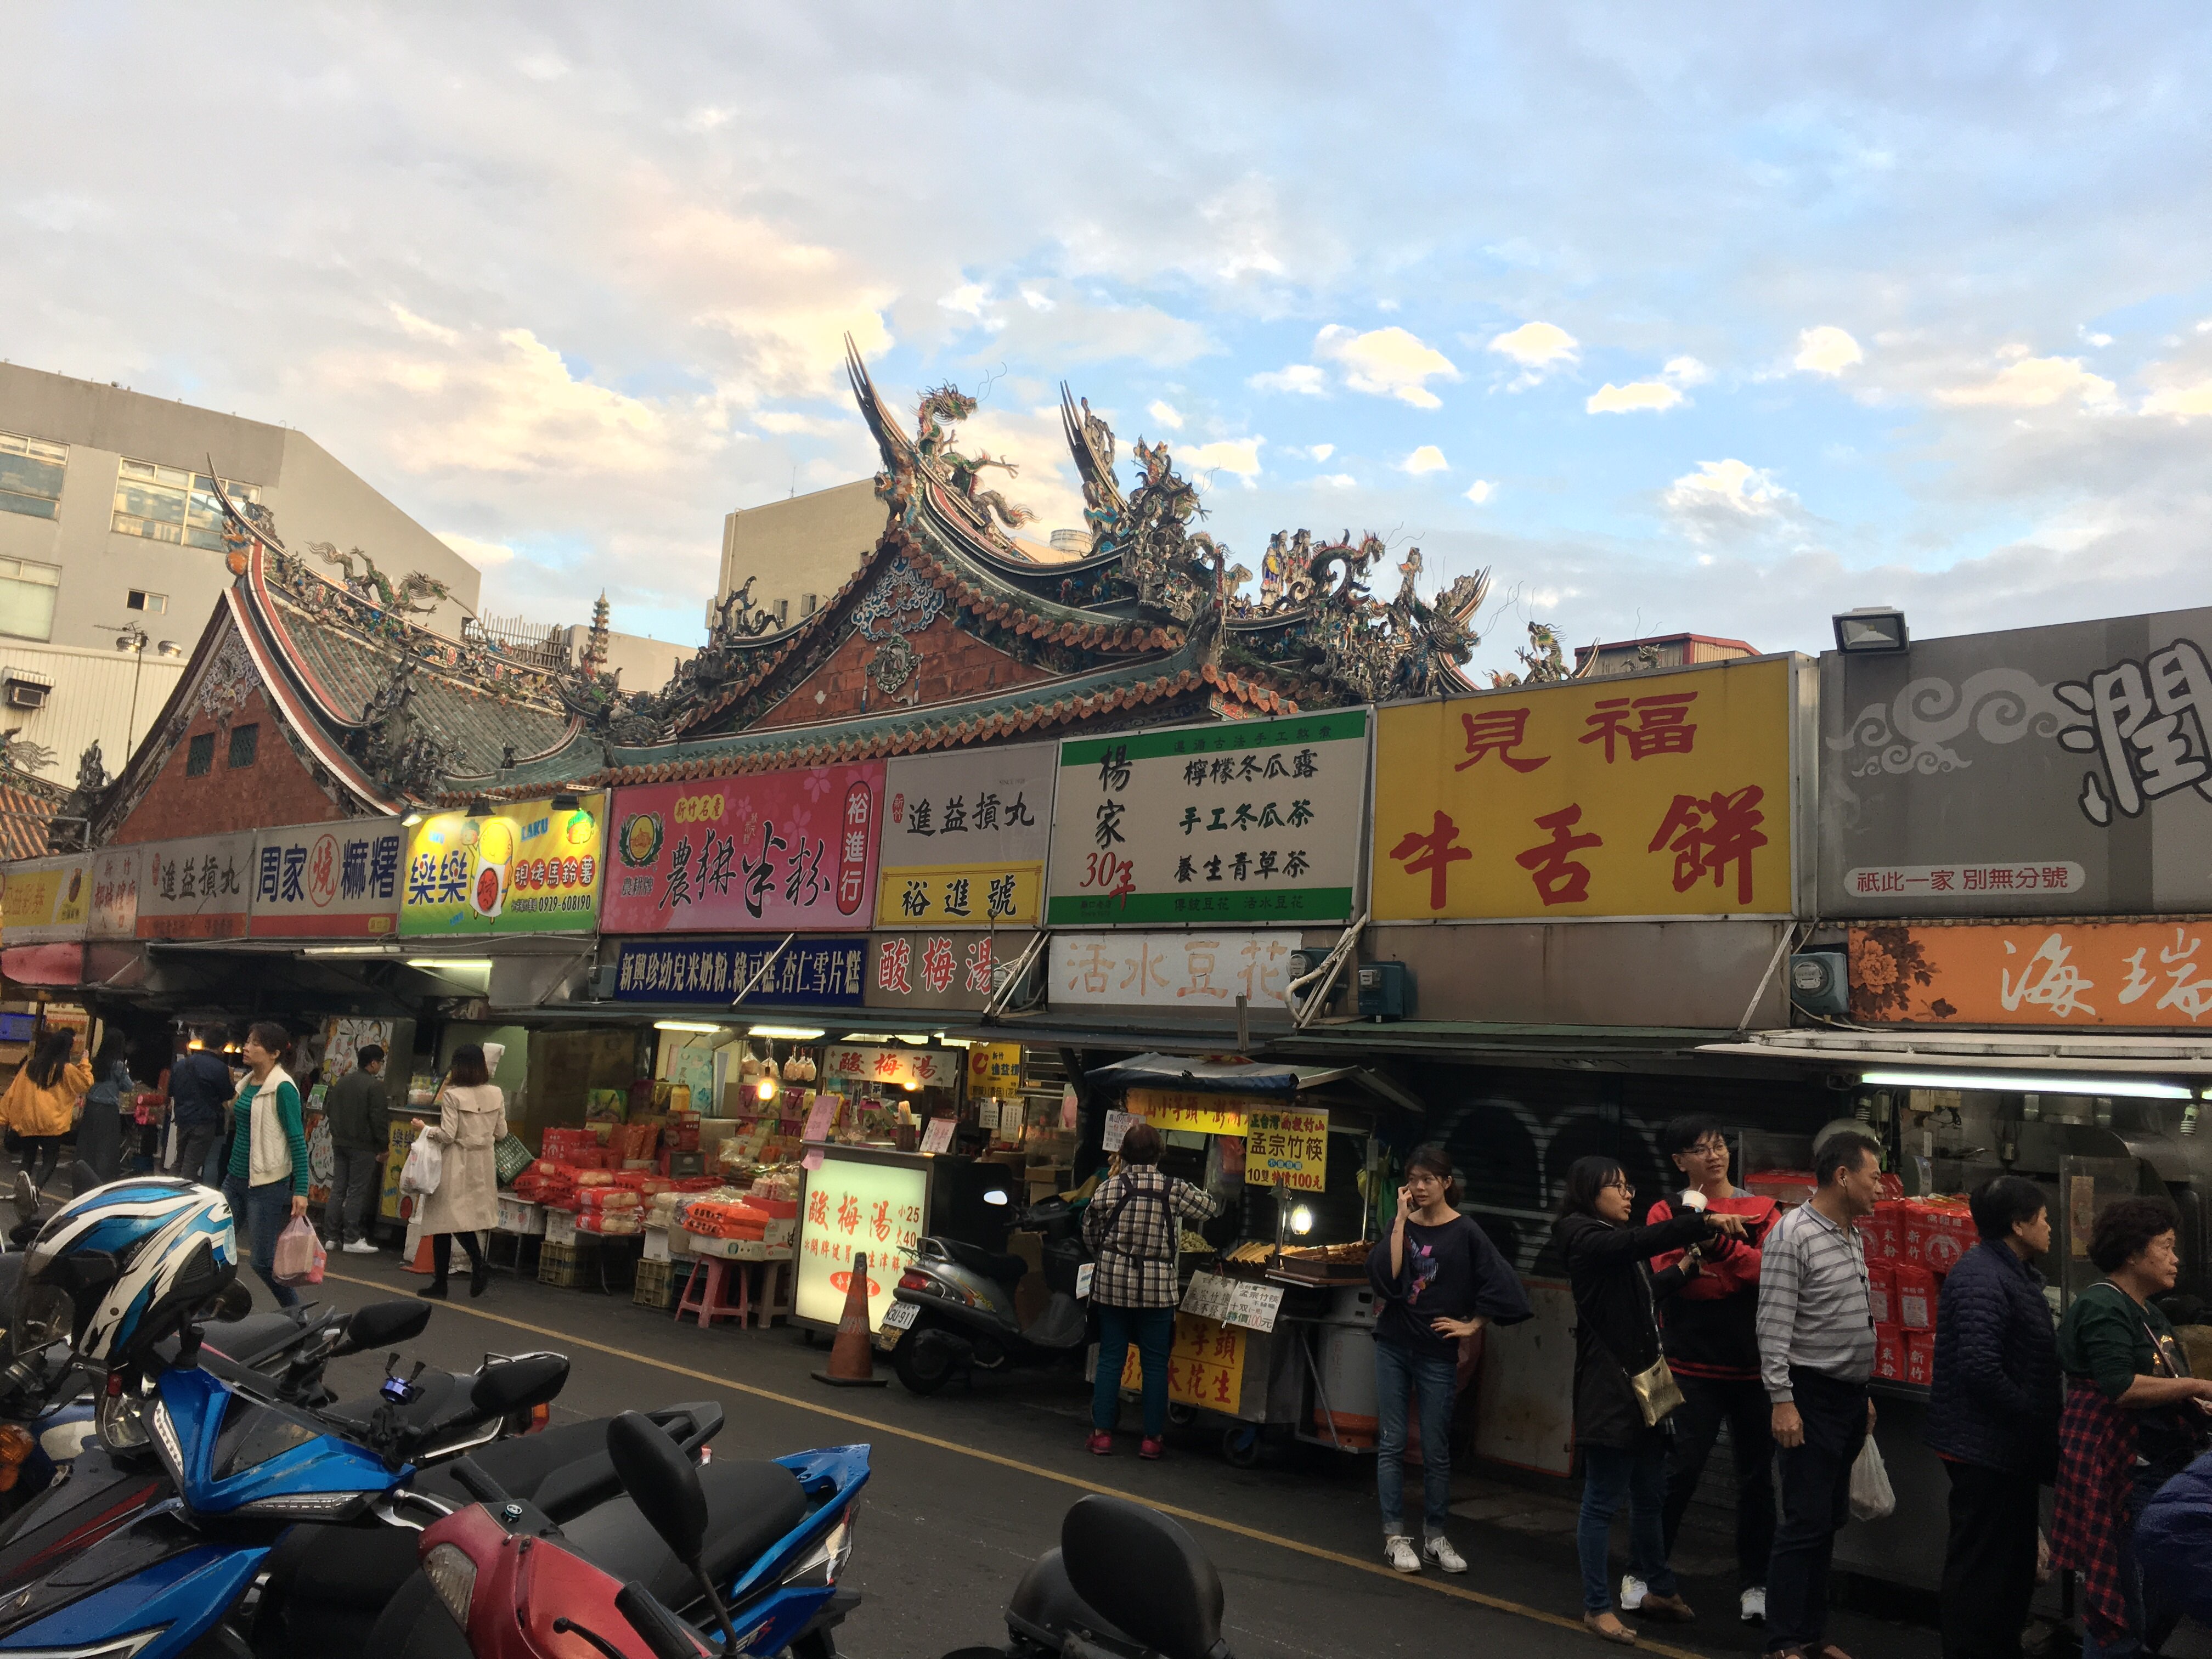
[1081,1121,1224,1459]
[3,1028,92,1213]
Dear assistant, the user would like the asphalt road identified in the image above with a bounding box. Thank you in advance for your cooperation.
[273,1250,1940,1659]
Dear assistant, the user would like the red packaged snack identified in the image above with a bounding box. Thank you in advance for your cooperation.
[1905,1330,1934,1387]
[1894,1263,1938,1330]
[1866,1261,1896,1327]
[1874,1324,1906,1381]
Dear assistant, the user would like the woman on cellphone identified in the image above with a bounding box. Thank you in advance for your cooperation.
[1367,1145,1532,1576]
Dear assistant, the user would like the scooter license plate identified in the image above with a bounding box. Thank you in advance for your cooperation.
[882,1301,918,1330]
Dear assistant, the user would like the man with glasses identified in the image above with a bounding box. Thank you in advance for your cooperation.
[1635,1114,1781,1627]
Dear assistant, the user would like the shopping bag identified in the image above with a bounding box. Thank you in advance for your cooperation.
[272,1215,326,1286]
[400,1134,444,1198]
[163,1119,179,1171]
[1848,1436,1895,1522]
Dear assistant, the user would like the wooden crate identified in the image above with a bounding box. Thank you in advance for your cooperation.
[633,1257,679,1310]
[537,1239,596,1288]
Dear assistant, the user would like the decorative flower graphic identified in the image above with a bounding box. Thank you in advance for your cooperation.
[1849,927,1938,1021]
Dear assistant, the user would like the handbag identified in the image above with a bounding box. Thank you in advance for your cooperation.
[1624,1352,1687,1429]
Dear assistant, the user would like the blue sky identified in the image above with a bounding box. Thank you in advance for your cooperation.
[7,5,2212,679]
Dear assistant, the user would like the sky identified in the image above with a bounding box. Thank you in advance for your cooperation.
[6,5,2212,680]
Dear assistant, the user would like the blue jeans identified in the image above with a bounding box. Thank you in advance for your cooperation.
[1375,1339,1458,1539]
[1579,1441,1677,1612]
[1093,1304,1175,1436]
[222,1174,300,1310]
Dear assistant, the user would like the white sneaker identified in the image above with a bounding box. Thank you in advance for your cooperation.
[1740,1586,1765,1624]
[1423,1537,1468,1574]
[1384,1535,1421,1573]
[1619,1575,1649,1611]
[343,1239,380,1255]
[13,1172,35,1214]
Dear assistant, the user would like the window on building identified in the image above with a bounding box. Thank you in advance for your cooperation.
[774,597,791,626]
[126,589,167,614]
[185,733,215,776]
[802,592,819,617]
[226,723,258,769]
[0,557,61,642]
[111,460,261,552]
[0,431,66,521]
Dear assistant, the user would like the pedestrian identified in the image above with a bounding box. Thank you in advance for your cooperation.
[321,1045,390,1255]
[168,1024,237,1188]
[1080,1121,1224,1459]
[1643,1114,1780,1628]
[221,1022,311,1311]
[2,1028,91,1214]
[75,1029,134,1187]
[1923,1175,2061,1659]
[1556,1153,1748,1642]
[1756,1130,1882,1659]
[412,1044,506,1300]
[2051,1196,2212,1659]
[1369,1145,1532,1577]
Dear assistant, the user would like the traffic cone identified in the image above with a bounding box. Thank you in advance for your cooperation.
[811,1251,888,1387]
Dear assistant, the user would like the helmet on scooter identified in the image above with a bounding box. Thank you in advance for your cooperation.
[18,1178,237,1373]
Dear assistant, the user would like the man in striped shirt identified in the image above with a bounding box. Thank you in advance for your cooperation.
[1756,1131,1883,1659]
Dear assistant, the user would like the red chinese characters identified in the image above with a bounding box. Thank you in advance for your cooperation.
[1454,708,1549,774]
[1388,811,1473,911]
[836,785,873,915]
[1579,691,1699,762]
[1648,786,1767,904]
[875,937,912,994]
[1515,805,1602,906]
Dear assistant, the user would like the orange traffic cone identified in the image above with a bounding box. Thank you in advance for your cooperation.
[402,1229,435,1276]
[811,1251,888,1387]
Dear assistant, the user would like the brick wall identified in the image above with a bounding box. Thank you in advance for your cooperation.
[751,611,1051,730]
[112,686,349,843]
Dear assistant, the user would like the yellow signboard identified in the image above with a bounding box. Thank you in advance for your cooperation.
[1245,1108,1329,1191]
[1372,657,1793,921]
[1,857,90,944]
[1125,1088,1262,1136]
[966,1042,1023,1092]
[1120,1313,1247,1409]
[874,861,1042,928]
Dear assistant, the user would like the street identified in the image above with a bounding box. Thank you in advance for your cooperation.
[292,1259,1938,1659]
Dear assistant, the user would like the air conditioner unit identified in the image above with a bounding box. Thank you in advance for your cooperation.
[1790,951,1849,1017]
[4,676,49,710]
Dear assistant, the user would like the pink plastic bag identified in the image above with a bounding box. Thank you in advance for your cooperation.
[273,1214,326,1286]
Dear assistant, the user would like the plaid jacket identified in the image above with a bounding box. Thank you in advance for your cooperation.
[2051,1377,2137,1649]
[1082,1168,1222,1308]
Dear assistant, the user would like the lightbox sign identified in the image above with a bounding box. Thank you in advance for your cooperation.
[249,819,405,937]
[609,935,868,1006]
[795,1150,927,1333]
[87,845,142,940]
[399,794,606,936]
[137,834,253,939]
[876,743,1054,928]
[0,856,89,945]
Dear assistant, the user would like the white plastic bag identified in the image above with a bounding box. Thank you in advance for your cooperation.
[399,1133,444,1198]
[272,1215,326,1286]
[1848,1436,1895,1522]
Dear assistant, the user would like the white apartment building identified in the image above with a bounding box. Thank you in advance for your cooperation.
[716,479,885,631]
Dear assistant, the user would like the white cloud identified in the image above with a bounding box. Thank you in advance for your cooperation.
[1464,479,1495,504]
[753,409,851,437]
[938,283,992,319]
[1312,473,1358,489]
[437,532,515,568]
[1486,321,1579,370]
[1794,325,1864,376]
[1663,356,1711,386]
[1180,437,1263,484]
[1019,287,1054,312]
[682,105,735,133]
[388,304,459,346]
[1314,324,1459,408]
[1400,444,1448,474]
[1935,353,2118,408]
[1284,442,1336,462]
[1587,380,1685,414]
[1663,459,1798,541]
[1146,399,1184,430]
[1248,363,1326,396]
[2142,379,2212,417]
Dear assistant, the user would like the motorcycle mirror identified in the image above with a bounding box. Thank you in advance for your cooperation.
[469,1352,570,1419]
[606,1411,706,1565]
[330,1299,431,1356]
[206,1280,255,1323]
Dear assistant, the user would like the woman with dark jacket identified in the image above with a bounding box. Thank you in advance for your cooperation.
[1925,1176,2061,1659]
[1555,1154,1746,1643]
[74,1029,134,1186]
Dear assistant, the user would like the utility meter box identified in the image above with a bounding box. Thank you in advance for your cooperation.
[1789,951,1849,1017]
[1285,947,1344,1013]
[1356,961,1412,1019]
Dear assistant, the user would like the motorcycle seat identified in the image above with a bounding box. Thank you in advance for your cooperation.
[557,1457,809,1609]
[195,1311,311,1370]
[414,1417,627,1521]
[940,1238,1029,1286]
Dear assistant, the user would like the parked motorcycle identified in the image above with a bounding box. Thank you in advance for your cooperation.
[884,1232,1090,1395]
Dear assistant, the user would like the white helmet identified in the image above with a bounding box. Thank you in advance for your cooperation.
[19,1178,238,1373]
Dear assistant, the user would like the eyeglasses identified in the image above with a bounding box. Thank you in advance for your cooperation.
[1684,1140,1728,1158]
[1602,1177,1634,1194]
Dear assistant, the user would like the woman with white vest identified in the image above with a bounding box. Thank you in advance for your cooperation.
[221,1020,311,1310]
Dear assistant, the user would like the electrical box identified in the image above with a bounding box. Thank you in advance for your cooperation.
[1284,948,1343,1014]
[1356,961,1412,1019]
[1789,951,1848,1017]
[591,964,619,1001]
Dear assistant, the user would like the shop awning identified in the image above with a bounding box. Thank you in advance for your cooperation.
[1696,1028,2212,1082]
[1085,1053,1351,1096]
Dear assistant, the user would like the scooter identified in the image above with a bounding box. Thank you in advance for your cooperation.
[362,1412,871,1659]
[883,1234,1090,1395]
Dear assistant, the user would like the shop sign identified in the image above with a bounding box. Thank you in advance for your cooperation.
[1049,930,1299,1009]
[1373,657,1795,921]
[1,856,89,944]
[611,935,867,1005]
[966,1042,1022,1093]
[1046,714,1367,928]
[1124,1088,1261,1136]
[821,1043,958,1091]
[1181,1271,1285,1334]
[87,845,143,939]
[1849,920,2212,1028]
[864,929,1035,1012]
[876,744,1053,928]
[1822,608,2212,916]
[1245,1108,1329,1191]
[136,834,253,939]
[249,819,405,937]
[399,795,606,936]
[603,765,884,935]
[1118,1313,1246,1409]
[795,1154,927,1331]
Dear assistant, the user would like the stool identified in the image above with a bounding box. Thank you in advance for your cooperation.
[741,1259,794,1329]
[674,1257,748,1329]
[485,1230,540,1278]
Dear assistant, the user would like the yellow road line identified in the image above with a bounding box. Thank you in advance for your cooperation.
[326,1269,1704,1657]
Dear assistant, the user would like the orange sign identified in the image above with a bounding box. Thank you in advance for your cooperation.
[1119,1312,1247,1408]
[1850,921,2212,1027]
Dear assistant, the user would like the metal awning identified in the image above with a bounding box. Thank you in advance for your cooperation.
[1697,1028,2212,1082]
[1085,1053,1340,1097]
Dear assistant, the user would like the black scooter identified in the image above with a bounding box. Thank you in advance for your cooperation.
[884,1197,1094,1396]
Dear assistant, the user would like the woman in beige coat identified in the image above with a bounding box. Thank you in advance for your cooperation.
[414,1044,505,1299]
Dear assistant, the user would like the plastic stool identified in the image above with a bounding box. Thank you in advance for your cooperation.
[674,1257,748,1329]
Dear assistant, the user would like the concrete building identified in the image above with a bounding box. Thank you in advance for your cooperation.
[1573,631,1757,678]
[716,479,885,631]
